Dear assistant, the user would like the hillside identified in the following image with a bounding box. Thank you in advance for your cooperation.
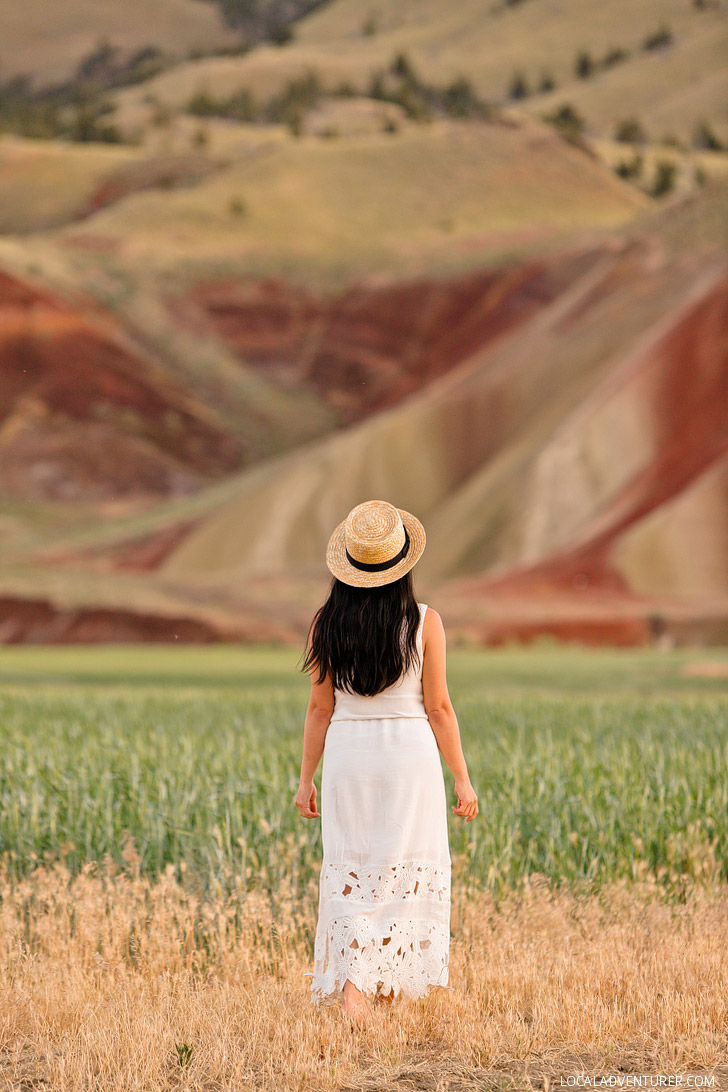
[0,107,649,556]
[23,116,648,283]
[0,270,245,503]
[0,107,649,529]
[0,0,237,90]
[110,0,728,146]
[152,241,728,595]
[0,0,725,646]
[0,178,725,645]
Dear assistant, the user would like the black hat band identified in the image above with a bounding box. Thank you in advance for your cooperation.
[345,525,410,572]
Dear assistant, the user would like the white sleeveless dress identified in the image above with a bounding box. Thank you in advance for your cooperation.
[308,602,452,1007]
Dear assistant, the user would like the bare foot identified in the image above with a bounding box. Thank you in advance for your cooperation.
[341,978,369,1022]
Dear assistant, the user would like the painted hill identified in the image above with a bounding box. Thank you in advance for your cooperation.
[0,0,726,646]
[2,178,725,646]
[0,270,245,502]
[153,240,728,600]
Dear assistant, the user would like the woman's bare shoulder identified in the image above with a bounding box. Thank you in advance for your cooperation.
[422,605,444,646]
[423,604,441,623]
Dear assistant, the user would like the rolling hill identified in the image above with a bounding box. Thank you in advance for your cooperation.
[0,0,237,90]
[111,0,728,145]
[44,115,647,285]
[0,0,726,645]
[0,178,725,645]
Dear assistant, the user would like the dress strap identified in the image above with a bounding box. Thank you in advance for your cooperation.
[417,602,428,650]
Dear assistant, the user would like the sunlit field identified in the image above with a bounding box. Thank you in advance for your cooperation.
[1,644,727,1090]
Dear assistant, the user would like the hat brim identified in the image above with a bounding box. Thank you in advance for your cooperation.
[325,508,426,587]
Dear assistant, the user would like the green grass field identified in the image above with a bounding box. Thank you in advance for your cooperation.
[1,645,726,906]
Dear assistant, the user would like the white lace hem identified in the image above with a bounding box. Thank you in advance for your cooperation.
[308,859,452,1008]
[308,915,451,1007]
[318,859,450,904]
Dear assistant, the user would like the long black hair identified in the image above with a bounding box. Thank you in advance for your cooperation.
[300,570,421,695]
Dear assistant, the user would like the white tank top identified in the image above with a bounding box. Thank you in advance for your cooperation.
[328,602,428,722]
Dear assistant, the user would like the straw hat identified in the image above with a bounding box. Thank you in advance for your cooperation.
[326,499,426,587]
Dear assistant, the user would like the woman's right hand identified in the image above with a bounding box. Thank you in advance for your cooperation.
[452,778,478,822]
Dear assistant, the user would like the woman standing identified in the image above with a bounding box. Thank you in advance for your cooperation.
[294,499,478,1021]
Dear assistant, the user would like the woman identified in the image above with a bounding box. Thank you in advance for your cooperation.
[294,499,478,1021]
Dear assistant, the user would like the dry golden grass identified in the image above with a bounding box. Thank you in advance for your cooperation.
[2,850,727,1091]
[0,0,234,88]
[58,117,645,284]
[0,136,139,234]
[113,0,728,145]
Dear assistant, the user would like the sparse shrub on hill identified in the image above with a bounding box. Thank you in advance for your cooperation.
[575,50,594,79]
[362,15,378,36]
[369,71,387,101]
[265,71,321,125]
[213,0,326,41]
[223,88,257,122]
[615,116,647,144]
[642,25,673,51]
[184,70,321,131]
[660,133,684,150]
[178,56,492,133]
[228,196,247,216]
[366,57,490,122]
[508,70,530,100]
[186,85,257,122]
[0,79,64,139]
[601,46,630,68]
[538,71,556,93]
[694,164,708,185]
[126,46,169,84]
[187,40,251,61]
[269,23,294,46]
[650,159,677,197]
[187,86,257,122]
[73,39,168,90]
[692,120,723,152]
[287,112,303,137]
[151,101,173,128]
[0,30,275,145]
[208,41,253,59]
[75,38,117,82]
[0,47,164,143]
[442,76,490,118]
[542,103,586,145]
[394,83,432,122]
[614,153,643,180]
[192,126,210,149]
[187,89,220,117]
[391,52,416,80]
[216,0,253,27]
[68,100,123,143]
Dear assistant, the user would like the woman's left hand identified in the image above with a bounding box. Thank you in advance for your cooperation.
[294,780,321,819]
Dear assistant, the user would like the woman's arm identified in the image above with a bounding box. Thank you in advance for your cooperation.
[293,639,334,820]
[421,607,479,823]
